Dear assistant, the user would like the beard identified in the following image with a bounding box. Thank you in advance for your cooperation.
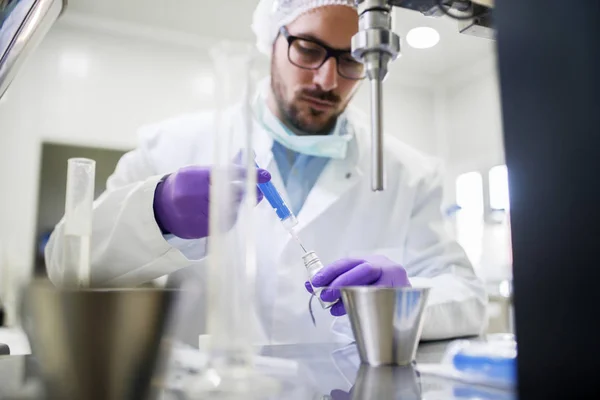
[271,60,344,136]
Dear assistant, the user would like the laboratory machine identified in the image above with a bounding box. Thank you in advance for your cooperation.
[350,0,495,191]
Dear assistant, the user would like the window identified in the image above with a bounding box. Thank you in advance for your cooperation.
[454,171,484,269]
[489,165,510,211]
[456,171,484,215]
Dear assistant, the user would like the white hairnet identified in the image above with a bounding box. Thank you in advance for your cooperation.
[251,0,357,56]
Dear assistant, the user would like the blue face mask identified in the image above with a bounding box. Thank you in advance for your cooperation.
[253,81,353,159]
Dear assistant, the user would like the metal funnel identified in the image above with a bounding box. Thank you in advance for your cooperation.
[20,280,178,400]
[341,287,430,366]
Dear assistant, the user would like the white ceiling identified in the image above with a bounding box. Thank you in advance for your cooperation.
[64,0,496,83]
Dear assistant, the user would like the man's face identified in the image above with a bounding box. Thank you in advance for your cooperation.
[270,6,361,135]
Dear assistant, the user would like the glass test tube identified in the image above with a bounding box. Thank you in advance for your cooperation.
[62,158,95,288]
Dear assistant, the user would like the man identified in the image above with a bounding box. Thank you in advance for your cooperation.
[45,0,487,345]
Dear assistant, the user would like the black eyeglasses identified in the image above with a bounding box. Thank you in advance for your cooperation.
[280,26,365,80]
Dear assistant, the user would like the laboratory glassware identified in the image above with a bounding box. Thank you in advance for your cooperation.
[62,157,95,288]
[186,41,279,397]
[303,251,337,310]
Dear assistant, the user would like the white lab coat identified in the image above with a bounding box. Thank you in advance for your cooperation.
[45,103,488,346]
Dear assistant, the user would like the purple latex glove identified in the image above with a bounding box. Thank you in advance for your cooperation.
[330,389,351,400]
[305,255,411,317]
[153,165,271,239]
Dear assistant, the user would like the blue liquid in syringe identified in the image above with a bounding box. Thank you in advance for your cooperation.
[255,162,294,221]
[257,180,293,221]
[255,162,305,251]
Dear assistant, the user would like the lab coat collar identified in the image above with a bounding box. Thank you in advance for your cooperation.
[250,88,367,241]
[294,131,363,232]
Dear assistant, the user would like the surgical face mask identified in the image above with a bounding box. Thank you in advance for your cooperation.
[253,80,353,159]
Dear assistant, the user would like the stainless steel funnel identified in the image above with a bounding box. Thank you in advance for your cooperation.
[21,280,178,400]
[341,287,430,366]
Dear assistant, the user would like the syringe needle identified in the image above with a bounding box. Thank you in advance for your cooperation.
[289,229,307,253]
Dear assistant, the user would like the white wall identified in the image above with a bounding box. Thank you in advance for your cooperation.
[446,74,504,169]
[434,57,512,282]
[0,20,438,280]
[438,57,506,203]
[0,23,216,283]
[354,83,437,155]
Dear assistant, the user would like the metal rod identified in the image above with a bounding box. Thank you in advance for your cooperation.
[370,77,385,191]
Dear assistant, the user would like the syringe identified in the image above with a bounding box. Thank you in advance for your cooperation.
[255,163,339,313]
[255,162,306,252]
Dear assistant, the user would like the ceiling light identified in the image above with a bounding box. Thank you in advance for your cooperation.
[406,27,440,49]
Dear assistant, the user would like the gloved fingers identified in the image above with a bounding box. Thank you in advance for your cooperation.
[229,165,248,181]
[233,150,246,166]
[226,183,267,207]
[257,168,271,184]
[228,166,271,184]
[230,151,270,183]
[174,166,211,191]
[256,188,264,204]
[330,301,347,317]
[198,195,210,219]
[330,389,351,400]
[330,262,382,287]
[311,258,365,287]
[388,267,411,288]
[304,281,314,294]
[320,262,382,302]
[229,184,268,206]
[232,150,257,166]
[177,165,269,188]
[230,182,245,203]
[170,183,211,214]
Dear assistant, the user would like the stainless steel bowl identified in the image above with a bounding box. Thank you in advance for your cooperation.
[341,286,430,366]
[21,280,179,400]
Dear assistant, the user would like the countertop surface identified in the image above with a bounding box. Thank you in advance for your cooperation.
[0,335,515,399]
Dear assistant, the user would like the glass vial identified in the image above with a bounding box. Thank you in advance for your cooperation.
[303,251,339,310]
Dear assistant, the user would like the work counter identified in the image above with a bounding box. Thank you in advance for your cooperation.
[0,338,515,399]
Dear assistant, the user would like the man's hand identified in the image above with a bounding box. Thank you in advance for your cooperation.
[153,165,271,239]
[304,255,411,316]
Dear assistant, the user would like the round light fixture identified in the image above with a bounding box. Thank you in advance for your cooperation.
[406,27,440,49]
